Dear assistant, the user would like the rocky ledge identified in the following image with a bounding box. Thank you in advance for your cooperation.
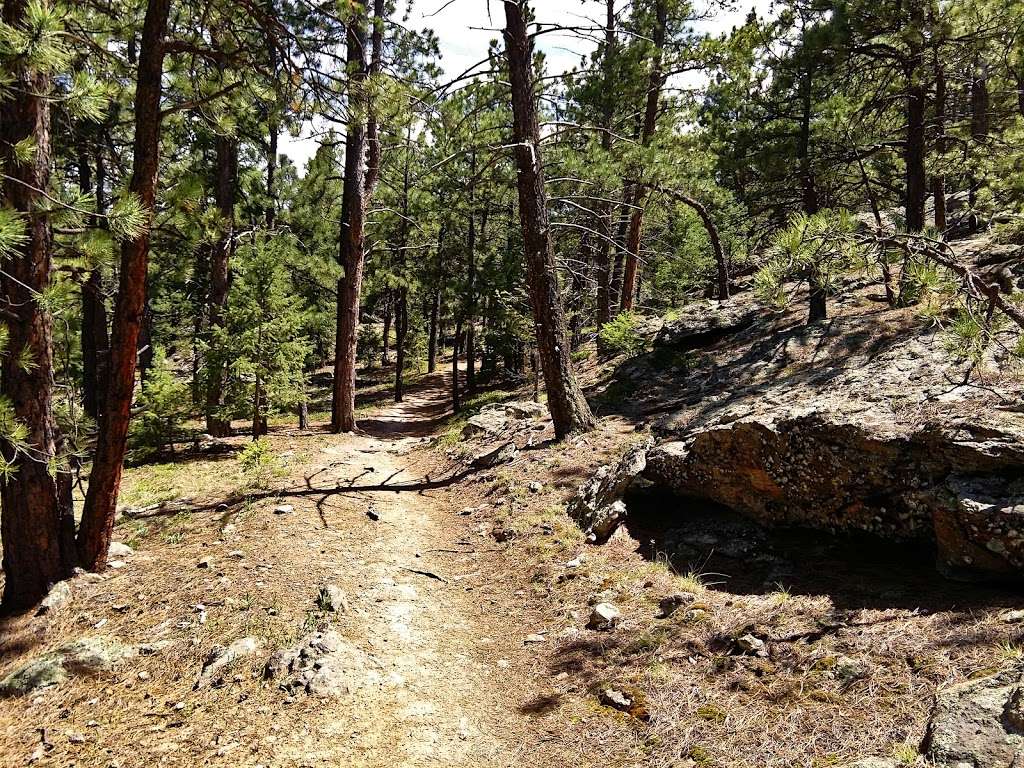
[576,262,1024,581]
[645,411,1024,580]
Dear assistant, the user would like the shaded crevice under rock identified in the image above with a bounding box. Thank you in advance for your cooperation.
[641,414,1024,582]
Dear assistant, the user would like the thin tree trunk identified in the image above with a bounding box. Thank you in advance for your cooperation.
[394,288,409,401]
[503,0,595,439]
[78,137,110,420]
[381,295,392,366]
[205,135,236,436]
[0,0,76,611]
[933,52,946,232]
[619,0,667,311]
[904,0,927,233]
[452,320,462,413]
[797,65,819,216]
[465,166,477,394]
[427,223,445,374]
[78,0,172,571]
[595,0,616,329]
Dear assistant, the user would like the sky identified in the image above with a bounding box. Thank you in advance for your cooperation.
[280,0,769,170]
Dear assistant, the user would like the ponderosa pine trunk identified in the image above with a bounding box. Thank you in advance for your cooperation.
[594,0,617,329]
[78,0,172,571]
[381,294,392,367]
[503,0,595,439]
[205,134,237,437]
[331,11,369,432]
[619,0,667,312]
[904,0,926,233]
[78,136,110,420]
[394,123,413,402]
[933,52,947,232]
[427,224,444,373]
[0,0,77,611]
[331,0,383,432]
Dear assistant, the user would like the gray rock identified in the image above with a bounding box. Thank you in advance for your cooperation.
[645,414,1024,581]
[36,581,72,616]
[470,441,518,469]
[197,557,213,569]
[736,634,766,654]
[0,658,66,696]
[528,481,543,493]
[462,411,508,439]
[588,603,621,631]
[599,687,633,711]
[654,299,762,351]
[108,541,133,558]
[924,667,1024,766]
[504,401,548,419]
[659,593,695,618]
[567,442,651,543]
[274,504,294,515]
[317,584,349,613]
[265,630,380,698]
[0,638,136,696]
[195,637,259,689]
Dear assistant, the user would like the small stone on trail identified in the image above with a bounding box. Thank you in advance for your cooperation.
[228,550,244,559]
[528,481,543,493]
[108,560,126,570]
[588,603,621,631]
[524,634,546,644]
[659,593,695,618]
[1001,609,1024,623]
[366,504,380,522]
[599,687,633,712]
[736,634,766,654]
[108,542,133,558]
[274,504,293,515]
[36,581,72,616]
[197,557,212,569]
[317,584,349,613]
[195,637,259,689]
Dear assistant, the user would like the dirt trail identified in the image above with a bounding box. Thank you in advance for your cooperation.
[0,370,587,768]
[287,373,519,767]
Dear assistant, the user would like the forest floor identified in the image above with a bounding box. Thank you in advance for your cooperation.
[2,282,1024,767]
[0,370,611,768]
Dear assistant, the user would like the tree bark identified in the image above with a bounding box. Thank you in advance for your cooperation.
[427,224,444,373]
[381,294,392,367]
[503,0,595,439]
[619,0,667,311]
[933,51,947,231]
[78,136,110,420]
[78,0,172,571]
[904,0,927,233]
[0,0,77,611]
[205,134,237,437]
[331,0,383,432]
[331,7,370,433]
[594,0,617,329]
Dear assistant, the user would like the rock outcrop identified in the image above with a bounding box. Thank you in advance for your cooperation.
[265,630,381,698]
[0,638,138,696]
[655,299,762,351]
[645,412,1024,580]
[923,666,1024,766]
[566,442,651,542]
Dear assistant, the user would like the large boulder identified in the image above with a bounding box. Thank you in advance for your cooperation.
[567,442,651,542]
[923,667,1024,767]
[644,412,1024,581]
[655,300,762,351]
